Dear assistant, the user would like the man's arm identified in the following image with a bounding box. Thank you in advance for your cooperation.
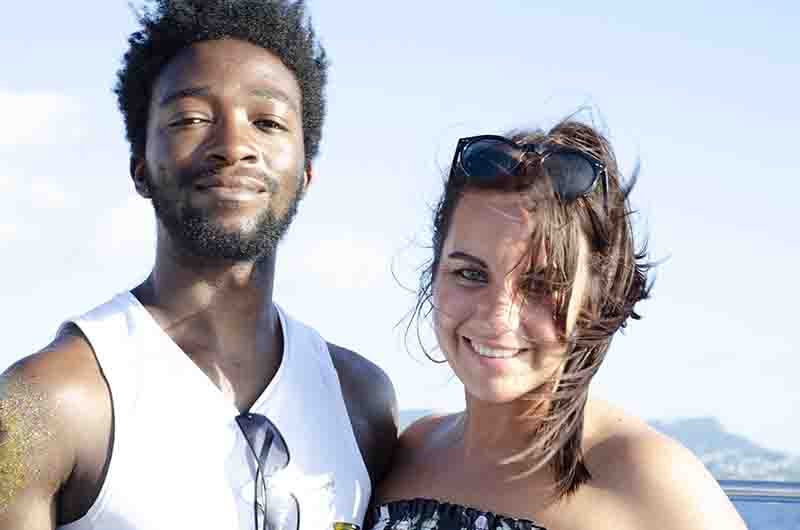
[0,328,111,529]
[328,343,398,487]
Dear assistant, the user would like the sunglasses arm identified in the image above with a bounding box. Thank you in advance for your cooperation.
[448,139,465,180]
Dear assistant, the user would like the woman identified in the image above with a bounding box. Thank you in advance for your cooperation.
[368,121,746,529]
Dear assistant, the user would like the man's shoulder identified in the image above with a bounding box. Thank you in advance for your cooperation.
[0,324,112,516]
[281,311,393,399]
[326,342,397,427]
[327,342,394,399]
[3,324,105,408]
[3,324,111,437]
[326,342,398,485]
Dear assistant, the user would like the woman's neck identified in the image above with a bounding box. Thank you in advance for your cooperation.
[458,393,549,465]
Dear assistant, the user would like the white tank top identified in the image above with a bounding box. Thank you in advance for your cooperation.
[58,291,370,530]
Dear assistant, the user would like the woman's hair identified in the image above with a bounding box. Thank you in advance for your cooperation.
[410,118,653,498]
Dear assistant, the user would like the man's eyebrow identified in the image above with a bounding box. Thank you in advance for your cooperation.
[250,88,299,113]
[159,86,211,107]
[447,251,488,269]
[158,86,299,113]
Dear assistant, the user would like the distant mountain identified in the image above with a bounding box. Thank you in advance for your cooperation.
[652,417,800,481]
[399,410,800,481]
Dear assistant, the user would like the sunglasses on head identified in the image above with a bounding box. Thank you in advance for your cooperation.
[449,135,608,209]
[236,412,299,530]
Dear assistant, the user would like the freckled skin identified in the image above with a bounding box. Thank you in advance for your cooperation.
[0,378,53,513]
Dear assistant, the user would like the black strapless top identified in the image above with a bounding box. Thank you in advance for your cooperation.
[367,498,547,529]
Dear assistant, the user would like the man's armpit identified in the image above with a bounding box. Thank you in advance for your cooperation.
[0,377,55,513]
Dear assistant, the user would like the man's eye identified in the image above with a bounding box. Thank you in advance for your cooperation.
[168,117,206,128]
[254,118,287,131]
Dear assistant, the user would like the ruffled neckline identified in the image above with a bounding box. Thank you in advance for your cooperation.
[369,497,547,529]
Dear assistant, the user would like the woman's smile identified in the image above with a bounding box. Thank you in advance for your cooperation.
[466,338,526,359]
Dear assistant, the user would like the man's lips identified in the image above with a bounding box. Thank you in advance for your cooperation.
[194,174,268,193]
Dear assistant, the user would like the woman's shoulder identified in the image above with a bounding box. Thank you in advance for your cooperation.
[582,397,654,450]
[371,411,461,504]
[583,398,691,485]
[582,398,703,477]
[400,411,459,449]
[580,398,746,529]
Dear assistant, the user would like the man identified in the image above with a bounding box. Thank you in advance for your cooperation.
[0,1,397,528]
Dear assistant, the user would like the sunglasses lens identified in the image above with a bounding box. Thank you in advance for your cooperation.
[542,151,598,201]
[461,138,521,178]
[261,429,289,473]
[237,413,297,530]
[261,488,300,530]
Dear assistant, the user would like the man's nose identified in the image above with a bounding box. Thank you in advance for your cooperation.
[205,115,259,166]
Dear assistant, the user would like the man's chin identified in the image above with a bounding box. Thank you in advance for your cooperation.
[177,229,276,262]
[151,189,300,262]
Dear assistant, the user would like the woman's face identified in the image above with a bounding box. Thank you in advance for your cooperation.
[433,190,588,404]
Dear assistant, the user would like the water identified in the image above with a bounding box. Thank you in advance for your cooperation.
[734,500,800,529]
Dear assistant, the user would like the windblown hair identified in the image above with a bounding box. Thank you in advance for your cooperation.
[115,0,328,162]
[411,119,653,498]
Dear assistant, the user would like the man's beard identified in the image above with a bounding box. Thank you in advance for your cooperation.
[146,167,304,262]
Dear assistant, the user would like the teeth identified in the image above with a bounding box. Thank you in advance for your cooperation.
[471,341,518,358]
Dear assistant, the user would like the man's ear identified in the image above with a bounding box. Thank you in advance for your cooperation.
[131,157,151,198]
[303,161,314,191]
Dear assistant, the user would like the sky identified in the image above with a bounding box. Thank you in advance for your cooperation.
[1,1,798,455]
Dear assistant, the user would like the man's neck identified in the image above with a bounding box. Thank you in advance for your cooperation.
[132,250,283,411]
[132,249,281,367]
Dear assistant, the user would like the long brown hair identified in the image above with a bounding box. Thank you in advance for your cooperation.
[409,118,653,498]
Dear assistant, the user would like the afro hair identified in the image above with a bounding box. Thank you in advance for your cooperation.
[115,0,328,162]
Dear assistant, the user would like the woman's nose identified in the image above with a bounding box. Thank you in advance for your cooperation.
[475,286,523,335]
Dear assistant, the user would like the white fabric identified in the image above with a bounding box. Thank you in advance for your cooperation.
[58,291,370,530]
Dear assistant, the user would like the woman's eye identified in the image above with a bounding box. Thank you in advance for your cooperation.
[520,276,557,305]
[455,268,486,283]
[521,274,541,289]
[522,275,547,293]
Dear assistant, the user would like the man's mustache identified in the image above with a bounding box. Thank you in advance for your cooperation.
[177,165,280,195]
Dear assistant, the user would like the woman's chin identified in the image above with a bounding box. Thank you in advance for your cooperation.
[458,366,562,406]
[463,381,541,406]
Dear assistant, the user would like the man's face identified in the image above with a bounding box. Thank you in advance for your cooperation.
[137,38,308,261]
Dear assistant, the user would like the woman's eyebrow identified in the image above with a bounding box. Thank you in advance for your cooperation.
[447,251,488,269]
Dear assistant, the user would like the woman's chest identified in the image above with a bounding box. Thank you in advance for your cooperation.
[377,451,640,530]
[378,450,556,522]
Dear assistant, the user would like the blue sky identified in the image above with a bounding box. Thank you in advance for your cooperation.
[1,1,798,454]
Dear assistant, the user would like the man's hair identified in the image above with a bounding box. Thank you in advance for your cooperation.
[115,0,328,163]
[410,118,653,499]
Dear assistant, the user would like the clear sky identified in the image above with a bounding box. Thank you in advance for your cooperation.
[1,1,798,454]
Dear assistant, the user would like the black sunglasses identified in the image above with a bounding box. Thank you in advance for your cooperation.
[236,413,299,530]
[449,135,608,208]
